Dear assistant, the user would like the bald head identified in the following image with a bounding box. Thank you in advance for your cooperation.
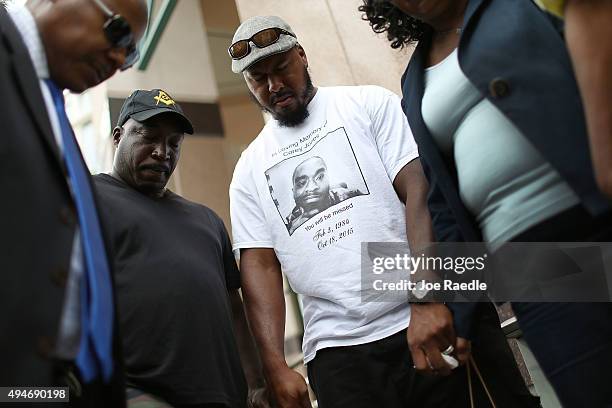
[28,0,148,92]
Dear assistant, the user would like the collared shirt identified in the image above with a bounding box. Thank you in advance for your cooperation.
[9,4,83,360]
[8,4,62,148]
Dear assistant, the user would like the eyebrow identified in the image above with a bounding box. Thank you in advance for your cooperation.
[131,121,156,131]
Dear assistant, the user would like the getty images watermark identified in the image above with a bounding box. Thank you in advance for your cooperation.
[361,242,612,303]
[370,251,488,293]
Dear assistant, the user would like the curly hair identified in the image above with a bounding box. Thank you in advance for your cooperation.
[358,0,428,49]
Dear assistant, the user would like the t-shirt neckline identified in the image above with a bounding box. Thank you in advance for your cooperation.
[96,173,174,200]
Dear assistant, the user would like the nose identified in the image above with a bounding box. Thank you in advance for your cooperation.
[305,179,318,193]
[268,75,283,93]
[151,143,170,161]
[107,48,128,72]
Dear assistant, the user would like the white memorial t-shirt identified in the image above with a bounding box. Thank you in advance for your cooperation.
[230,86,419,363]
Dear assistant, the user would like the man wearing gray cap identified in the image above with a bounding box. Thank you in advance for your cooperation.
[228,15,539,408]
[228,15,462,408]
[94,89,270,408]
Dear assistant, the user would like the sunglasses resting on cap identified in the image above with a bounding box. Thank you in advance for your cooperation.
[228,27,296,60]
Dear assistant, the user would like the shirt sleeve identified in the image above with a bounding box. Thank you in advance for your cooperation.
[362,86,420,182]
[229,152,274,255]
[210,213,241,290]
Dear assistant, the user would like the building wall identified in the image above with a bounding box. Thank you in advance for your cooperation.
[66,83,114,174]
[106,0,218,103]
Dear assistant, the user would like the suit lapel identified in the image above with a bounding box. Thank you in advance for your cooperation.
[463,0,486,29]
[404,36,452,189]
[459,0,487,49]
[403,42,428,150]
[1,8,64,171]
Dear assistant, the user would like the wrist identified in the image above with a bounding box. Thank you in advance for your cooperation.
[245,372,266,389]
[409,279,440,303]
[262,356,290,381]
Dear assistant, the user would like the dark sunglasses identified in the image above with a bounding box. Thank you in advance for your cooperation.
[92,0,140,70]
[228,28,296,60]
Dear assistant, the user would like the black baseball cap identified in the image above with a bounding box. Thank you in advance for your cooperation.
[117,89,194,134]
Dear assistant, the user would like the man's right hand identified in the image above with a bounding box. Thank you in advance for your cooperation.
[407,302,456,376]
[267,367,312,408]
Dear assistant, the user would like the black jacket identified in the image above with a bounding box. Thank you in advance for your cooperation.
[0,8,125,406]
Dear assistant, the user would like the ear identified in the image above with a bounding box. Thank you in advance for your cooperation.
[112,126,123,147]
[296,45,308,68]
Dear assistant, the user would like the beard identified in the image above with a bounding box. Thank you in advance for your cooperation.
[250,66,315,128]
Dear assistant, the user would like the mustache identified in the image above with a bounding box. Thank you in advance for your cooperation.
[270,90,295,105]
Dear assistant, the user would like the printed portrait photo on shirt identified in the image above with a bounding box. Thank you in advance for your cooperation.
[265,127,370,235]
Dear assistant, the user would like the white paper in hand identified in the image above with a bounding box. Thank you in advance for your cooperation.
[442,354,459,369]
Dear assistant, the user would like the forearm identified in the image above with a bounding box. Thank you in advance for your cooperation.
[395,160,437,284]
[404,192,435,254]
[565,0,612,196]
[240,249,288,377]
[246,293,287,376]
[395,159,435,252]
[229,289,265,389]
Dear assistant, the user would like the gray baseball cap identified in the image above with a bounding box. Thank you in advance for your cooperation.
[230,15,298,73]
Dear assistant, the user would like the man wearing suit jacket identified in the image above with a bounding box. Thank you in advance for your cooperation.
[0,0,147,406]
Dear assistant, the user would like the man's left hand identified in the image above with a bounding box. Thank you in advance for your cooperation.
[248,387,272,408]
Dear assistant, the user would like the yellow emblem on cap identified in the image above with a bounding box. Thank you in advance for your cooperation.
[154,90,176,106]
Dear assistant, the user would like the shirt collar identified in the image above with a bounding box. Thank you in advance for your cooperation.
[8,4,50,79]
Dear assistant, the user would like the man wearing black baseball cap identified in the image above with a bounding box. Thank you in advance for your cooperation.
[94,89,269,408]
[110,88,193,197]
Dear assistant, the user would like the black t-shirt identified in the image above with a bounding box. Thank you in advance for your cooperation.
[94,174,246,407]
